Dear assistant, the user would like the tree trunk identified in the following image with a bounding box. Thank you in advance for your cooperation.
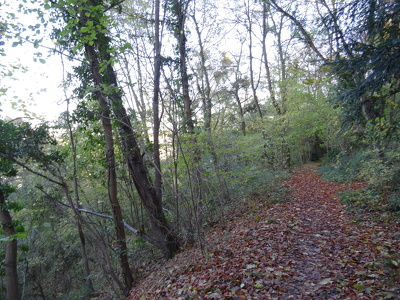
[192,12,212,132]
[84,41,179,259]
[262,1,281,116]
[269,0,327,63]
[245,0,263,119]
[171,0,205,206]
[153,0,162,201]
[174,0,195,134]
[59,181,126,296]
[234,81,246,136]
[84,44,134,293]
[192,9,230,208]
[0,188,20,300]
[66,100,94,295]
[275,16,288,114]
[231,44,247,136]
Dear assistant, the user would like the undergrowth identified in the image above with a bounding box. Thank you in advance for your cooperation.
[339,188,400,220]
[319,147,400,220]
[319,149,365,182]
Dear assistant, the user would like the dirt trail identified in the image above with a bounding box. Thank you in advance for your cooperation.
[128,164,400,299]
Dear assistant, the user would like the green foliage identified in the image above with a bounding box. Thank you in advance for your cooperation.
[0,120,63,164]
[262,88,338,168]
[339,186,400,222]
[388,190,400,212]
[21,215,97,299]
[340,189,384,212]
[320,149,366,183]
[161,129,288,245]
[5,0,399,297]
[328,0,400,126]
[360,150,400,188]
[0,232,27,242]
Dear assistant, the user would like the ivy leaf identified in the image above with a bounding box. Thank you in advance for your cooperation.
[0,232,28,242]
[353,284,365,291]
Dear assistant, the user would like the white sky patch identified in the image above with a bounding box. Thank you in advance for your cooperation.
[1,0,66,122]
[1,48,65,121]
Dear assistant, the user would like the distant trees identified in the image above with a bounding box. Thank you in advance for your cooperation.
[1,0,399,298]
[0,120,63,299]
[0,121,21,300]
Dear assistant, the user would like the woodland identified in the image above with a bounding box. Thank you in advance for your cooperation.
[0,0,399,299]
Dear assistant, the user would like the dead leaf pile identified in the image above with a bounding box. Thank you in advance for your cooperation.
[128,164,400,299]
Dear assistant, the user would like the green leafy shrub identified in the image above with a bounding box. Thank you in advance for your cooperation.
[339,188,384,211]
[388,190,400,212]
[359,148,400,188]
[320,148,367,182]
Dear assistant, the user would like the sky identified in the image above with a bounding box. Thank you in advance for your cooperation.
[0,0,273,123]
[1,0,67,123]
[1,46,66,122]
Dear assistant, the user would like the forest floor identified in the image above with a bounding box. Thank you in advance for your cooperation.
[127,163,400,299]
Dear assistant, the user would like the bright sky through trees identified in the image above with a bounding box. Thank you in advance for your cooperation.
[1,0,65,122]
[0,0,268,122]
[1,47,65,121]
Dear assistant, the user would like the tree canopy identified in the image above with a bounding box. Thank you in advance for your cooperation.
[0,0,399,298]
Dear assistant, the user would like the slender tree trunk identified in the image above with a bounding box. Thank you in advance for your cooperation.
[120,49,149,141]
[174,0,195,134]
[231,44,247,136]
[66,101,94,294]
[192,9,230,204]
[262,1,281,116]
[234,82,246,136]
[172,0,204,210]
[276,16,288,114]
[192,12,212,132]
[269,0,327,63]
[85,40,179,258]
[84,44,134,293]
[245,0,263,119]
[0,188,20,300]
[153,0,162,201]
[59,181,126,296]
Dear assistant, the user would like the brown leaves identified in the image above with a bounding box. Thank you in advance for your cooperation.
[128,164,399,299]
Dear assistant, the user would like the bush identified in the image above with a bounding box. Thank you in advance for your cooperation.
[319,149,366,182]
[388,190,400,212]
[339,188,385,212]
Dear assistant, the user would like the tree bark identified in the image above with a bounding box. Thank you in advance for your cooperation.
[153,0,162,201]
[84,40,179,259]
[262,1,281,116]
[174,0,195,134]
[0,188,20,300]
[245,0,263,119]
[84,43,134,293]
[66,100,94,294]
[269,0,327,63]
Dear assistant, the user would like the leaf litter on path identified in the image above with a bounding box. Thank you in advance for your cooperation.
[128,164,400,299]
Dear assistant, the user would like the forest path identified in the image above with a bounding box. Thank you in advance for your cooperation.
[128,164,400,299]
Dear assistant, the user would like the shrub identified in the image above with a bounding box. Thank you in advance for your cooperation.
[319,149,367,182]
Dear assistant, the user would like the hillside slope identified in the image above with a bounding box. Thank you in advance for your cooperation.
[128,164,400,299]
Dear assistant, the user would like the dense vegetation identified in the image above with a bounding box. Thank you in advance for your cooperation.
[0,0,399,298]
